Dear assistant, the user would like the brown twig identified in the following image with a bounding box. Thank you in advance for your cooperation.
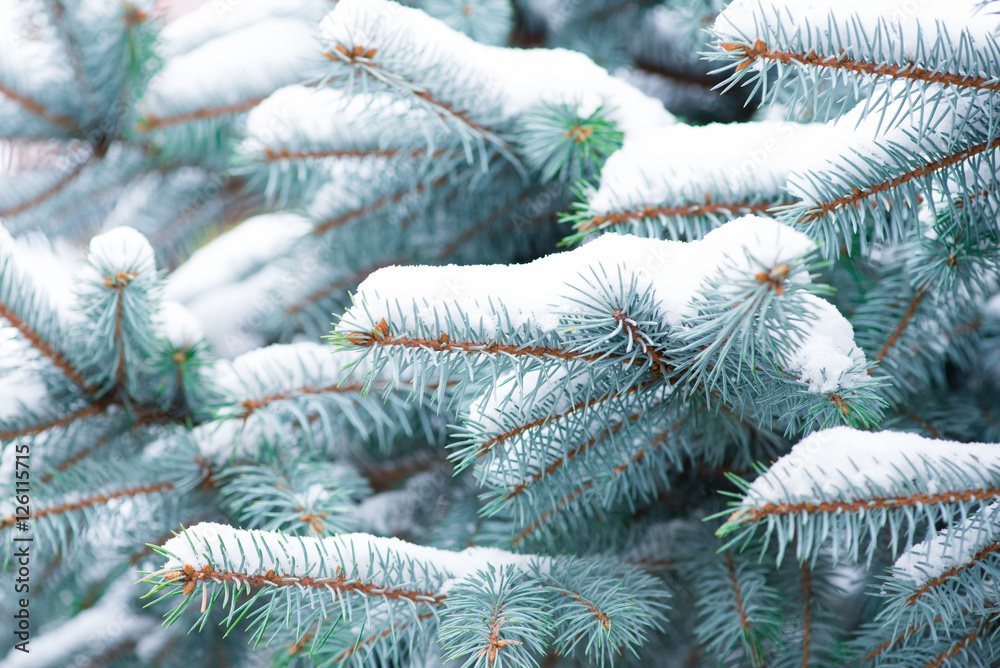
[0,82,80,131]
[876,286,927,363]
[579,198,779,234]
[722,40,1000,92]
[0,156,91,218]
[136,96,268,131]
[0,297,92,391]
[731,485,1000,524]
[164,563,447,605]
[1,482,175,530]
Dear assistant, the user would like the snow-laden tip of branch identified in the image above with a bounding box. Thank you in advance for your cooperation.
[318,0,673,141]
[725,427,1000,563]
[79,226,156,288]
[339,216,866,393]
[577,120,843,238]
[739,428,1000,513]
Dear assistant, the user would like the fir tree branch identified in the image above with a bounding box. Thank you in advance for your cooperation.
[110,277,130,389]
[501,400,667,502]
[0,81,80,132]
[507,415,680,545]
[346,327,607,364]
[48,0,92,107]
[480,381,651,461]
[238,381,367,420]
[875,286,927,364]
[0,402,106,441]
[0,302,92,391]
[263,146,403,162]
[792,137,1000,226]
[164,562,448,604]
[720,40,1000,93]
[364,450,442,493]
[39,436,110,484]
[577,199,781,235]
[0,154,93,219]
[902,538,1000,607]
[731,485,1000,524]
[923,621,991,668]
[312,175,448,236]
[865,616,936,660]
[862,603,987,661]
[322,46,508,149]
[135,96,269,132]
[331,612,436,662]
[899,409,943,440]
[542,584,611,630]
[801,564,812,668]
[0,481,176,531]
[510,481,592,546]
[723,551,753,640]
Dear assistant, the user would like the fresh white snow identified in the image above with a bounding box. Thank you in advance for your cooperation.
[159,0,334,59]
[319,0,675,140]
[158,521,541,589]
[893,503,1000,586]
[586,120,845,217]
[739,427,1000,509]
[341,217,867,392]
[165,213,311,304]
[141,19,326,125]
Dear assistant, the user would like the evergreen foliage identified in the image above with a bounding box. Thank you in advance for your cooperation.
[1,0,999,666]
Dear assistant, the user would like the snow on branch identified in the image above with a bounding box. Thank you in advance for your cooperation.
[234,85,441,206]
[0,224,90,391]
[880,502,1000,631]
[73,226,161,396]
[336,217,872,421]
[721,427,1000,565]
[778,92,1000,252]
[209,342,445,452]
[158,0,333,59]
[710,0,1000,114]
[565,120,841,243]
[135,18,327,159]
[317,0,672,166]
[145,522,667,663]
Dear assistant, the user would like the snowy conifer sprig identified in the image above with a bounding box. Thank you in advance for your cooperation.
[562,120,837,244]
[720,427,1000,566]
[144,522,668,666]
